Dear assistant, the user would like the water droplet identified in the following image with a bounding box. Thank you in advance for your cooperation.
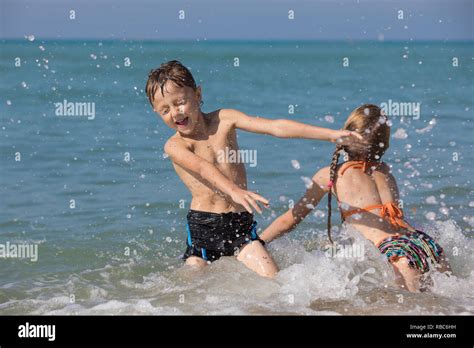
[314,210,325,218]
[300,176,313,189]
[340,202,350,211]
[324,115,334,123]
[291,160,300,170]
[439,207,449,216]
[462,216,474,227]
[393,128,408,139]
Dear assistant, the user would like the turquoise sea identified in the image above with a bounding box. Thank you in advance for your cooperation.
[0,40,473,314]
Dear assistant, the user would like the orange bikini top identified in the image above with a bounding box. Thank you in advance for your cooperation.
[339,160,380,176]
[341,202,411,230]
[335,161,412,230]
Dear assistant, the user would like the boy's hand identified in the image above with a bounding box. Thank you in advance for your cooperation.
[330,130,368,149]
[230,188,269,214]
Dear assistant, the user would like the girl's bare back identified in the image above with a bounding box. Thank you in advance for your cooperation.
[333,161,411,246]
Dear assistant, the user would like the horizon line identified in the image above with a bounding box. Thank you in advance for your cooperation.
[1,38,473,43]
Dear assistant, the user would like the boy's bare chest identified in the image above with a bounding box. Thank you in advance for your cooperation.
[191,129,238,164]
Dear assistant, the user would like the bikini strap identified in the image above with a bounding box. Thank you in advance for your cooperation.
[339,161,380,176]
[342,202,414,230]
[341,204,385,219]
[379,202,412,230]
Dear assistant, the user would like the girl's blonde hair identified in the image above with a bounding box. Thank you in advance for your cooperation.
[326,104,390,243]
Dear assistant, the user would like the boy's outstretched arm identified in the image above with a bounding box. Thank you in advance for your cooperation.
[164,138,269,214]
[229,109,364,145]
[259,167,330,243]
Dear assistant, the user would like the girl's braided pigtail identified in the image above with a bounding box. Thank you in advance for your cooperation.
[327,145,343,244]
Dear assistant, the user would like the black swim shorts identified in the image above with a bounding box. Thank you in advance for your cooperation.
[183,209,265,262]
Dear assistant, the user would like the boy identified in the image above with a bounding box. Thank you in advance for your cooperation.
[145,60,363,277]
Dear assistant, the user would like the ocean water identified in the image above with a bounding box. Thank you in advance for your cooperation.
[0,40,473,315]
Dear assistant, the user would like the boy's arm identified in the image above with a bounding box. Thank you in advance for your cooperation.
[259,167,330,243]
[228,109,364,145]
[164,138,268,214]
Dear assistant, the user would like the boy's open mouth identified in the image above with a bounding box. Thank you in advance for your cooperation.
[175,117,189,127]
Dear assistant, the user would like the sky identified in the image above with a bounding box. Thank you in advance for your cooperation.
[0,0,473,40]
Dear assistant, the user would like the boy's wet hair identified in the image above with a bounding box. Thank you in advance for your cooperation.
[145,60,198,106]
[326,104,391,243]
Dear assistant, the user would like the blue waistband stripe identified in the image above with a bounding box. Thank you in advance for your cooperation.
[186,223,192,246]
[250,221,258,240]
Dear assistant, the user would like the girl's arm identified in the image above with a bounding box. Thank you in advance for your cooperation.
[260,167,331,243]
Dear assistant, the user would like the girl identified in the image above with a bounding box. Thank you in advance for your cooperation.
[260,104,450,292]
